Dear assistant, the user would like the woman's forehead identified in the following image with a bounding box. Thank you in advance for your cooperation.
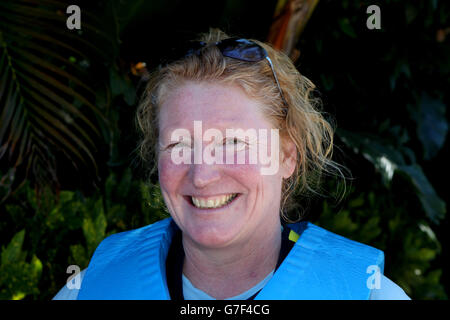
[159,118,273,142]
[158,82,273,133]
[161,81,254,111]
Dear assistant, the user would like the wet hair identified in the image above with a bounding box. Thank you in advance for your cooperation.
[136,28,346,222]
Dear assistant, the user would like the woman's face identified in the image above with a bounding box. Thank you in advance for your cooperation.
[158,81,296,249]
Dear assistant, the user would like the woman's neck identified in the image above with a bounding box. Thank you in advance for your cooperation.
[181,223,282,300]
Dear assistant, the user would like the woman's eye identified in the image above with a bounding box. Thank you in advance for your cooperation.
[224,137,238,145]
[164,141,192,151]
[224,138,247,150]
[164,142,178,150]
[165,143,176,149]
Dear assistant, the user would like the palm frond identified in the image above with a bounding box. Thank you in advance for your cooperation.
[0,0,117,196]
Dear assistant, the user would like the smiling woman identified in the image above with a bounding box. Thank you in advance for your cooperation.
[53,28,410,300]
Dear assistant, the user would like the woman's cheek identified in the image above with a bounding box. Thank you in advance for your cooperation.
[223,162,262,185]
[158,153,187,190]
[239,149,270,176]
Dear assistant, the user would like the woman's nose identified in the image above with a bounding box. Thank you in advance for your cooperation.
[190,163,221,189]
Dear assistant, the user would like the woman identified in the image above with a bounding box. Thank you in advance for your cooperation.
[54,29,410,300]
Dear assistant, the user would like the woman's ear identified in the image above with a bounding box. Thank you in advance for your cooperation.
[281,138,297,179]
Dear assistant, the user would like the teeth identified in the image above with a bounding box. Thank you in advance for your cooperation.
[192,197,200,207]
[191,194,237,209]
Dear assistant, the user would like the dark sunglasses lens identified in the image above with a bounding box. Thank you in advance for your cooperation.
[218,38,267,62]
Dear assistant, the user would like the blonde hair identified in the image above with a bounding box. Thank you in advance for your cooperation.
[136,28,346,222]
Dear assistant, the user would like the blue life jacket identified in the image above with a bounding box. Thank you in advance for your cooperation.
[77,217,384,300]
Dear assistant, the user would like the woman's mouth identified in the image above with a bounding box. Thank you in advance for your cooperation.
[189,194,239,209]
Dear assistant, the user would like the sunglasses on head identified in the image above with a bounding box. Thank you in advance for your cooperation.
[165,37,288,107]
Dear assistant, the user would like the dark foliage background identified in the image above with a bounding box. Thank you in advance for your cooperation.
[0,0,448,300]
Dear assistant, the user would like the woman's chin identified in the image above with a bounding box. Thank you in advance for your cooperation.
[185,222,242,249]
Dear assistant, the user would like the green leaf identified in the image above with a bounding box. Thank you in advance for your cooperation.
[405,4,419,24]
[30,255,43,280]
[94,208,107,237]
[333,210,358,234]
[109,68,136,105]
[417,248,436,261]
[338,129,445,224]
[105,172,117,208]
[338,18,357,38]
[337,129,403,185]
[348,196,364,208]
[12,292,26,300]
[70,244,89,269]
[82,199,107,255]
[397,164,446,224]
[359,216,382,242]
[1,229,25,265]
[117,168,132,198]
[410,94,448,160]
